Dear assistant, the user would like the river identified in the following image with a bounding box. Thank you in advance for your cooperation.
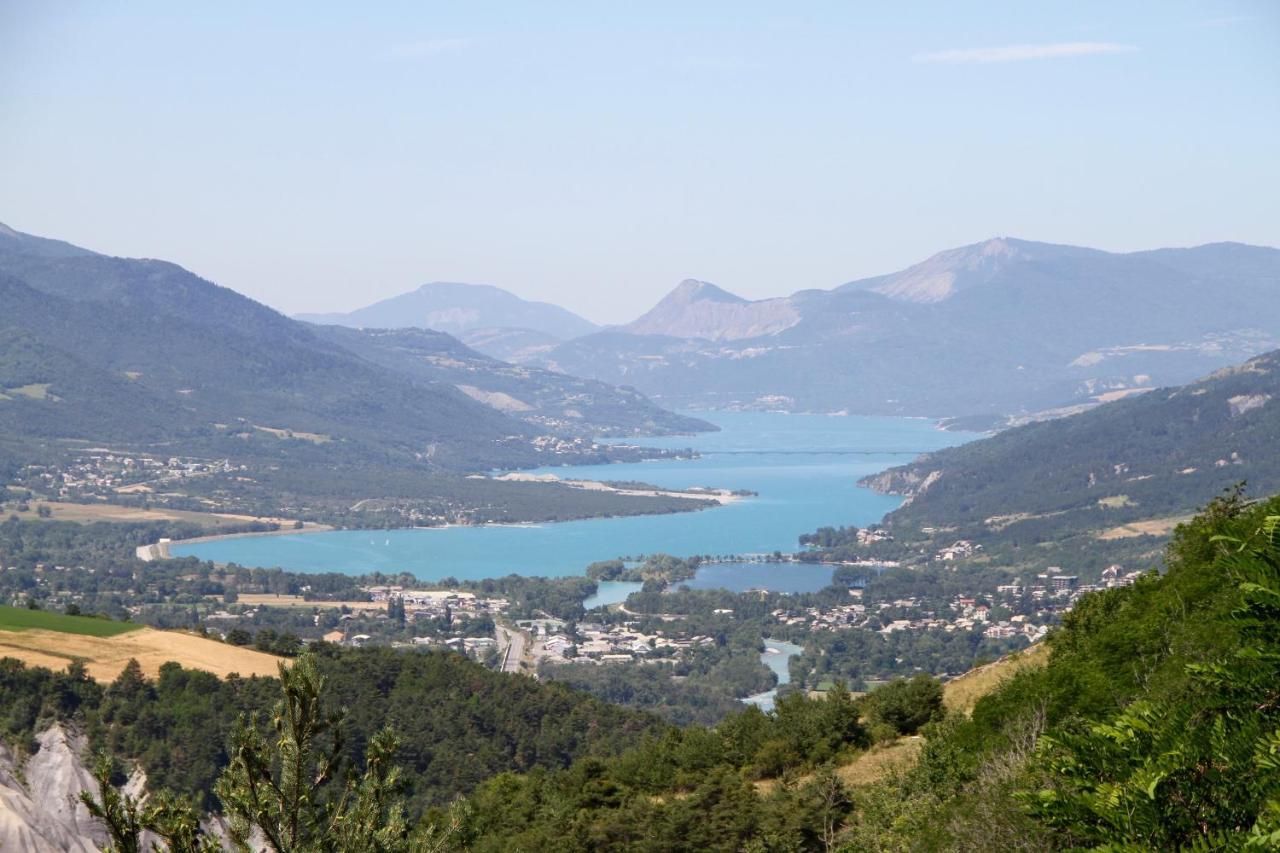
[172,412,972,588]
[743,639,806,712]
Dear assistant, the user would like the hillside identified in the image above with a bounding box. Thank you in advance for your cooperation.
[296,281,599,340]
[0,224,704,525]
[4,498,1276,849]
[865,349,1280,553]
[527,238,1280,418]
[0,226,538,467]
[460,325,563,362]
[308,324,712,437]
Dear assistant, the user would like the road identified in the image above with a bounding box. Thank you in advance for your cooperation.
[495,624,528,674]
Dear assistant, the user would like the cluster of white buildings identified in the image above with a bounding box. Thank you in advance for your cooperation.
[762,587,1056,641]
[536,619,718,666]
[991,565,1145,603]
[18,453,241,499]
[771,599,867,630]
[366,586,509,620]
[935,539,982,562]
[856,527,895,545]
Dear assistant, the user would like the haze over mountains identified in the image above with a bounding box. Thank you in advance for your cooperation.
[296,282,599,340]
[537,238,1280,419]
[316,237,1280,422]
[0,225,521,468]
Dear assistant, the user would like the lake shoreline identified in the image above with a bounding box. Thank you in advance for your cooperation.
[166,413,973,582]
[137,522,335,560]
[148,492,735,560]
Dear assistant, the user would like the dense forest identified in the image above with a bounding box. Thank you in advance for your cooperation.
[2,645,664,817]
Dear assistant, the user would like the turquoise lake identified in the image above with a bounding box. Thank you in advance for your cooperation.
[172,413,972,584]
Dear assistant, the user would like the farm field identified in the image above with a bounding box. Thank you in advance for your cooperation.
[231,593,385,611]
[3,498,299,530]
[0,616,283,681]
[1097,514,1192,541]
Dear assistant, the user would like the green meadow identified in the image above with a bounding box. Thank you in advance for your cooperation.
[0,605,139,637]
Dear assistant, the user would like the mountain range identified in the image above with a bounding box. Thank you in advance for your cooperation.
[317,237,1280,420]
[521,238,1280,419]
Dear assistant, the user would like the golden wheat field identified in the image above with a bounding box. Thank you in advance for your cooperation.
[0,626,284,681]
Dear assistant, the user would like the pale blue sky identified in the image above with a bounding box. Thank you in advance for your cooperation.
[2,1,1278,323]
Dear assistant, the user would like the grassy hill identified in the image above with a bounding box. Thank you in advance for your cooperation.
[0,604,140,637]
[759,644,1050,793]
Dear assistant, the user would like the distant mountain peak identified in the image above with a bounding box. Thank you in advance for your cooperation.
[863,236,1097,304]
[295,281,598,340]
[624,279,798,341]
[415,281,504,295]
[666,279,747,304]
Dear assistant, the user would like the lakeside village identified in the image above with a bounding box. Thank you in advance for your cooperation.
[13,453,247,500]
[182,530,1147,681]
[8,435,658,505]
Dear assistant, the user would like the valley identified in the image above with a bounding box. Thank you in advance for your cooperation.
[3,250,1277,848]
[5,6,1277,847]
[0,211,1277,853]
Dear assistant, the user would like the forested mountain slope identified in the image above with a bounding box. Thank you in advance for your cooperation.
[0,225,539,469]
[866,349,1280,539]
[0,224,707,524]
[0,645,664,822]
[309,325,711,437]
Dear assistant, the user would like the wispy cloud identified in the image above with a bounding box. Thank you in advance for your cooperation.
[1197,15,1254,28]
[669,54,759,73]
[386,37,477,60]
[912,42,1139,64]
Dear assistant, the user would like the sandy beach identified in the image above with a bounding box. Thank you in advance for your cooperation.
[491,471,742,505]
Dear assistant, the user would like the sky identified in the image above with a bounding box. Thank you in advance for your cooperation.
[2,1,1278,324]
